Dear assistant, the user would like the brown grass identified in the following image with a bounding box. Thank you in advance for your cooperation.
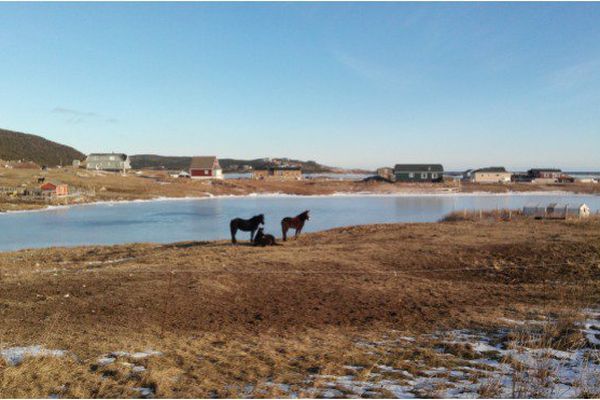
[1,218,600,397]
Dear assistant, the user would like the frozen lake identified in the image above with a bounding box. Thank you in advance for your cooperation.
[0,192,598,251]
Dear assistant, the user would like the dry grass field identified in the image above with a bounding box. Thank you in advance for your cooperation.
[1,166,599,212]
[1,217,599,397]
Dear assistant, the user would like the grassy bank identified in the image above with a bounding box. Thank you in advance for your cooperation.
[1,218,599,397]
[1,167,599,212]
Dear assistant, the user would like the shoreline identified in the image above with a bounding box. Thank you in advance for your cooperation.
[1,189,598,216]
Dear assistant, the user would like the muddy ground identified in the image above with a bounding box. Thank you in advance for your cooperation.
[0,217,599,397]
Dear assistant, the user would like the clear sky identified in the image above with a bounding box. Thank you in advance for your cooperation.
[1,2,599,171]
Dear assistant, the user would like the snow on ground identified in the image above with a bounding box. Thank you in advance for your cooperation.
[582,308,600,346]
[0,345,67,366]
[132,387,155,398]
[305,310,600,398]
[3,312,600,399]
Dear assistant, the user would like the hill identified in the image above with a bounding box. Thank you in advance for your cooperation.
[130,154,333,173]
[0,128,84,167]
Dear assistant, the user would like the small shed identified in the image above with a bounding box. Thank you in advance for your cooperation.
[189,156,223,180]
[56,184,69,197]
[376,167,395,182]
[523,203,591,219]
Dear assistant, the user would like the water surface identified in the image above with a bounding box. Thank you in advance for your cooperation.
[0,193,598,251]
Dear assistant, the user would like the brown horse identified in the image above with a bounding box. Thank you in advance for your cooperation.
[281,210,310,241]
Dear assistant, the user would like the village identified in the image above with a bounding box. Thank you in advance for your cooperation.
[0,153,598,217]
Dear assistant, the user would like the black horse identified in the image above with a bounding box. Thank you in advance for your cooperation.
[253,227,278,247]
[230,214,264,244]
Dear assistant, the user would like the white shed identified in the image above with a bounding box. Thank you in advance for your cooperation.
[566,203,591,218]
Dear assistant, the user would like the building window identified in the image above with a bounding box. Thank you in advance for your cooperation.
[432,173,438,179]
[408,172,414,178]
[421,173,427,179]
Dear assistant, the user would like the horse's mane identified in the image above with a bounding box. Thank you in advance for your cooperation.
[297,210,309,220]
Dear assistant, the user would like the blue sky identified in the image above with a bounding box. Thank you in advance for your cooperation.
[1,3,599,170]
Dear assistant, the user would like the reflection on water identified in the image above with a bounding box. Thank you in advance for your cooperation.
[0,193,598,251]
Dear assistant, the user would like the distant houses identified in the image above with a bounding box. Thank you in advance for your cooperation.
[393,164,444,183]
[528,168,562,180]
[85,153,131,172]
[526,168,574,183]
[512,168,571,183]
[463,167,512,183]
[189,156,223,180]
[253,166,302,180]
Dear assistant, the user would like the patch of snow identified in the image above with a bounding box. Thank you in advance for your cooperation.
[0,345,66,366]
[96,356,115,366]
[398,336,416,342]
[583,318,600,346]
[132,365,146,373]
[320,388,344,398]
[319,310,600,398]
[133,386,154,398]
[130,349,162,359]
[473,342,502,353]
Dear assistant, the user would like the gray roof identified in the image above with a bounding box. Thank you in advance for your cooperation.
[88,153,128,160]
[528,168,561,173]
[473,167,507,173]
[394,164,444,172]
[190,156,220,170]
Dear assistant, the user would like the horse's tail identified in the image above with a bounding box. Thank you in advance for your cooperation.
[230,219,238,243]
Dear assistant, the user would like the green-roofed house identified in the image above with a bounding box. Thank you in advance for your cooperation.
[394,164,444,183]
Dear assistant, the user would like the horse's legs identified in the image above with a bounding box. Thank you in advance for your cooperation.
[230,224,237,244]
[295,228,302,239]
[250,229,256,243]
[282,223,287,241]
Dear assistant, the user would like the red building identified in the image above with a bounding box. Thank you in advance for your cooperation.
[189,156,223,180]
[40,183,57,192]
[40,182,69,196]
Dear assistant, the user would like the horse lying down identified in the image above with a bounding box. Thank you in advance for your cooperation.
[253,228,279,246]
